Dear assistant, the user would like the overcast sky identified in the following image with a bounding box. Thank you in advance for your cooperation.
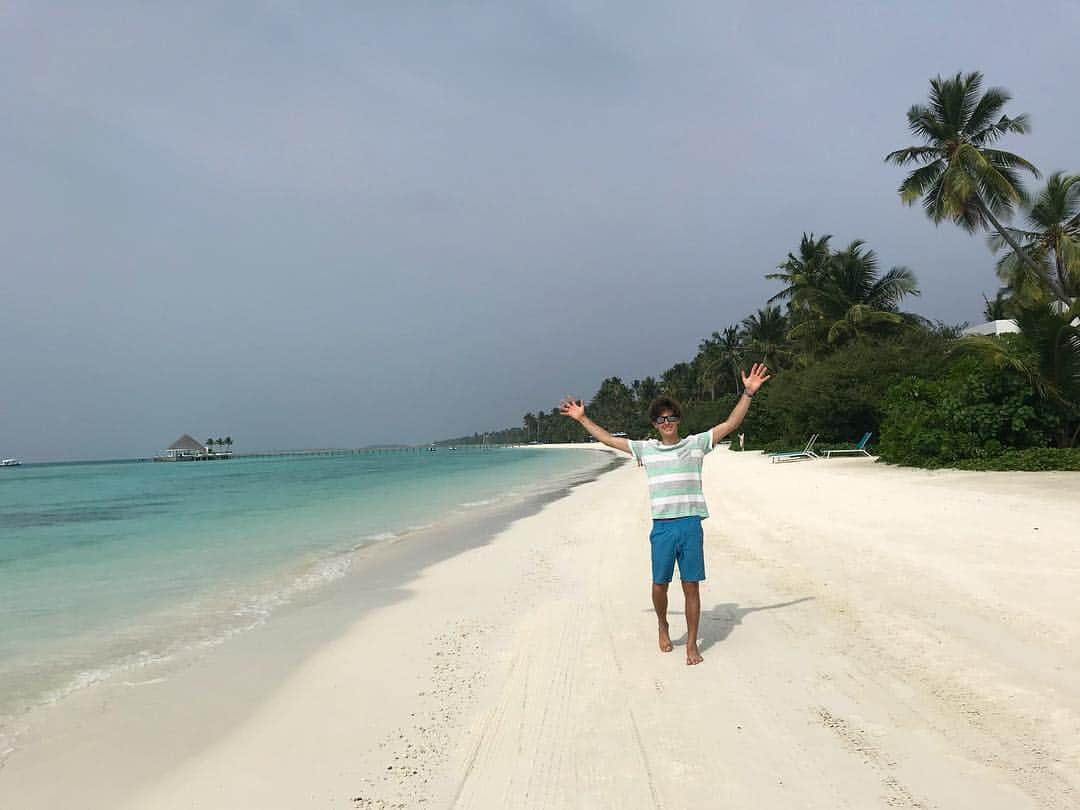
[3,1,1078,461]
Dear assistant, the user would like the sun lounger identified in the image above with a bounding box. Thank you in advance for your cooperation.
[824,432,873,458]
[769,434,819,463]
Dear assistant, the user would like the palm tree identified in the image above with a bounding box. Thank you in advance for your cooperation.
[632,377,661,408]
[740,306,788,367]
[693,334,725,400]
[696,327,744,397]
[205,438,214,454]
[884,72,1059,298]
[991,172,1080,303]
[660,362,697,403]
[631,377,662,435]
[767,234,834,363]
[767,233,833,311]
[523,413,538,443]
[786,240,922,348]
[224,436,233,454]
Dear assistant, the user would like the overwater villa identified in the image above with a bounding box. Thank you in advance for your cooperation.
[155,434,233,462]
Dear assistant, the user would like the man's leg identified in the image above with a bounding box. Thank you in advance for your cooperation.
[649,521,676,654]
[652,582,673,653]
[675,517,706,666]
[682,580,702,665]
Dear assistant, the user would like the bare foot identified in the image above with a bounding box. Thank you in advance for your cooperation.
[658,622,673,653]
[686,644,703,666]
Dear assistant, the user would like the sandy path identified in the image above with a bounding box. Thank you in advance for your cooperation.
[440,449,1079,809]
[39,447,1077,810]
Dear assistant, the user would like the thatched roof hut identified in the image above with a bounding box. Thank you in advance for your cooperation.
[168,434,206,452]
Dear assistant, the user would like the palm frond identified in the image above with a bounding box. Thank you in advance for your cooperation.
[956,143,1026,205]
[1054,324,1080,397]
[981,148,1040,178]
[869,266,921,309]
[900,311,934,330]
[988,228,1040,252]
[905,104,943,141]
[977,175,1024,222]
[964,86,1009,137]
[937,161,981,229]
[919,171,950,223]
[951,334,1050,399]
[971,113,1032,146]
[1029,172,1080,227]
[885,146,941,166]
[994,249,1052,307]
[958,72,984,131]
[898,161,945,204]
[826,307,903,344]
[927,75,957,132]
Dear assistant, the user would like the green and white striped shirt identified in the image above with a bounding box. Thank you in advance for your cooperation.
[628,431,714,519]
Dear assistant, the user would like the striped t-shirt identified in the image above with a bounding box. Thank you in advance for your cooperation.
[628,431,714,519]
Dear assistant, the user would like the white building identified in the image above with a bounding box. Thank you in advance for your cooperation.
[962,319,1021,337]
[158,434,207,461]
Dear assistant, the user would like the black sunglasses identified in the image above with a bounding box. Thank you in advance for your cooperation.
[654,415,680,424]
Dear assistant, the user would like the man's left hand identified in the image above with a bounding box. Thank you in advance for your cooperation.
[742,363,771,394]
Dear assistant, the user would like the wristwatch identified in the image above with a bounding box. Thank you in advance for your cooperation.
[742,389,754,399]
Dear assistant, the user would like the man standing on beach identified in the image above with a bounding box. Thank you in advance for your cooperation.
[559,363,770,665]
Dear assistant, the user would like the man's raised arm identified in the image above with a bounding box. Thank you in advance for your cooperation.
[559,397,632,454]
[710,363,771,445]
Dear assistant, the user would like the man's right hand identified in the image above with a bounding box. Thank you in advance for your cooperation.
[559,397,585,421]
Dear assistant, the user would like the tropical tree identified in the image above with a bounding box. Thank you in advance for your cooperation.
[991,171,1080,303]
[767,233,834,362]
[693,333,729,400]
[982,291,1013,321]
[224,436,233,454]
[954,301,1080,447]
[205,438,214,453]
[884,72,1061,298]
[741,306,789,367]
[631,377,661,408]
[767,233,833,314]
[523,412,538,442]
[589,377,637,433]
[785,240,922,349]
[545,406,586,443]
[695,326,744,397]
[659,362,697,403]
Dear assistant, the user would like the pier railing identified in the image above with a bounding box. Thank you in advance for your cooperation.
[232,444,527,459]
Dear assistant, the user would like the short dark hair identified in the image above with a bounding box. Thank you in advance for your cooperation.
[648,396,682,423]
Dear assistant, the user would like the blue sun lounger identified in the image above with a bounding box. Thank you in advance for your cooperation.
[824,432,873,458]
[769,434,819,463]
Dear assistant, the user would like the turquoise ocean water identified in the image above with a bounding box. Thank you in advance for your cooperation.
[0,447,611,742]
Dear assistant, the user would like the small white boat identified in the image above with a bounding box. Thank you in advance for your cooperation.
[0,458,20,467]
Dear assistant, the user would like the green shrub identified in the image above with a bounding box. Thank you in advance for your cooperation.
[679,396,739,437]
[952,447,1080,471]
[735,329,952,447]
[877,358,1061,467]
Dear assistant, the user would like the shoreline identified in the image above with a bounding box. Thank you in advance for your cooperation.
[0,446,614,736]
[0,449,623,808]
[3,446,1078,808]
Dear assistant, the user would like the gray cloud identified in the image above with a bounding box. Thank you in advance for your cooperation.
[3,1,1078,459]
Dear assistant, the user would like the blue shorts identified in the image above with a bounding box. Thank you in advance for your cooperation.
[649,516,705,584]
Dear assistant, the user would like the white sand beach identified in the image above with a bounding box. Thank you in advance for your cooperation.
[3,446,1078,809]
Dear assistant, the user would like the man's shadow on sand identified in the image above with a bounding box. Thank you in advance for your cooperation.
[649,597,814,654]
